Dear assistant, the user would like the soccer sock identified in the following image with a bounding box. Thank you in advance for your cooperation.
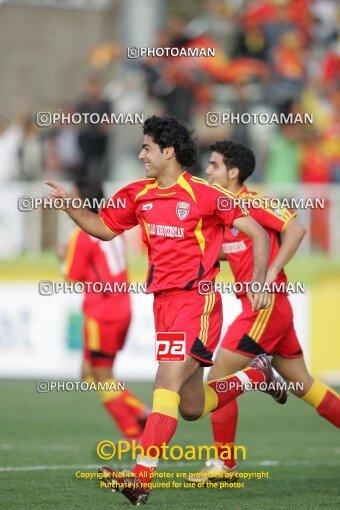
[211,400,238,469]
[98,378,143,439]
[132,389,180,489]
[122,389,149,418]
[302,380,340,428]
[199,367,265,419]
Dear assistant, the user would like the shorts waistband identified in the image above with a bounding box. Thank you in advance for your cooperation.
[154,287,203,300]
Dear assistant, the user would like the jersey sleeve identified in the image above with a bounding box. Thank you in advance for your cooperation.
[65,229,92,282]
[98,183,138,235]
[250,201,296,233]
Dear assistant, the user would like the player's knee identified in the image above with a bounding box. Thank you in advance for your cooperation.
[207,367,220,381]
[92,365,113,382]
[179,405,202,421]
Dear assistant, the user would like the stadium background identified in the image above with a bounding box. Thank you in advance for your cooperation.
[0,1,339,509]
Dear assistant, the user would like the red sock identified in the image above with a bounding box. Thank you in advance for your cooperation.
[104,394,142,439]
[303,380,340,428]
[316,391,340,428]
[211,400,238,468]
[122,389,149,418]
[132,412,178,487]
[209,368,265,411]
[132,389,180,489]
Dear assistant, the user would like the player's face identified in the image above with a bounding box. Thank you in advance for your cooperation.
[205,151,230,188]
[138,135,168,178]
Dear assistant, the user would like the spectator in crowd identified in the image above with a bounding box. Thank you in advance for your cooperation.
[54,105,82,180]
[18,117,42,181]
[311,0,338,48]
[264,123,303,184]
[0,117,22,182]
[77,74,112,182]
[320,87,340,182]
[269,30,307,110]
[300,129,332,183]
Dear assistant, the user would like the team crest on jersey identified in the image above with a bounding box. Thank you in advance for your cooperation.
[142,203,153,211]
[176,201,190,220]
[231,227,239,237]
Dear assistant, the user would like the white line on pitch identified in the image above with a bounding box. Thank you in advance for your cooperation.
[1,460,340,473]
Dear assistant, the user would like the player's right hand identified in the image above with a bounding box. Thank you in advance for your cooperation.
[247,290,271,312]
[45,180,70,210]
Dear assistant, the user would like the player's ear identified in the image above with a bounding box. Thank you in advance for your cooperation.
[229,167,240,181]
[164,146,175,160]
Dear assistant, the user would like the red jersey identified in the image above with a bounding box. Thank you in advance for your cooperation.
[99,172,247,294]
[65,229,131,321]
[222,186,296,295]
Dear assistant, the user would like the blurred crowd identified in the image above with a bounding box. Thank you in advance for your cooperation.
[1,0,339,185]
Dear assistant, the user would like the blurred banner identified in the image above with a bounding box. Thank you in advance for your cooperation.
[0,287,318,381]
[0,184,25,257]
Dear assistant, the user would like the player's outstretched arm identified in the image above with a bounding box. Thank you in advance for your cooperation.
[233,215,270,311]
[45,181,115,241]
[266,218,306,285]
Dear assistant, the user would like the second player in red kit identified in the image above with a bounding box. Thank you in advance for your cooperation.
[220,185,302,359]
[62,180,149,441]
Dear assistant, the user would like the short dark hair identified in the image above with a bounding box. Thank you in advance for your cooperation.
[74,179,105,214]
[143,115,198,167]
[210,140,255,184]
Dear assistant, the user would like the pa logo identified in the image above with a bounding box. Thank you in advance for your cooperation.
[176,201,190,220]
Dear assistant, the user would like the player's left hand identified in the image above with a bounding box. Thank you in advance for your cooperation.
[265,267,278,287]
[247,289,271,311]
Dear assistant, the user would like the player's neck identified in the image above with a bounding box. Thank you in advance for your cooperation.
[225,182,243,195]
[157,168,185,189]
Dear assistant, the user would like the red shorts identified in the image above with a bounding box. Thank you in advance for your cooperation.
[221,293,303,359]
[153,289,222,366]
[83,311,131,367]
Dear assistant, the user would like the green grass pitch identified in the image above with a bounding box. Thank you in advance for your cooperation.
[0,381,339,509]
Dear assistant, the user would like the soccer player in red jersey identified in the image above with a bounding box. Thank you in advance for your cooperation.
[190,140,340,484]
[46,116,286,506]
[61,179,149,441]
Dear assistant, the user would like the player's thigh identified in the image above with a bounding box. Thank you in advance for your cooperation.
[208,348,252,381]
[154,355,200,393]
[81,359,93,380]
[272,355,314,397]
[92,365,115,382]
[179,367,205,420]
